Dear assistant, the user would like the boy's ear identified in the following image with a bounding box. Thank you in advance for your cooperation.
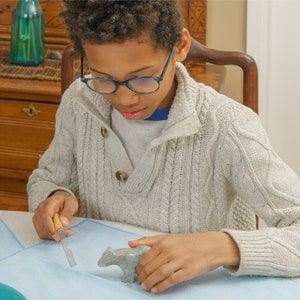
[174,28,191,62]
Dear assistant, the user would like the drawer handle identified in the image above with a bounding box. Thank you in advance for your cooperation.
[22,104,41,118]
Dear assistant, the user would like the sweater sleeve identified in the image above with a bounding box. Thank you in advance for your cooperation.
[27,88,79,211]
[219,106,300,277]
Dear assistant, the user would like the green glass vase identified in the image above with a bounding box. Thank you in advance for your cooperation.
[10,0,45,65]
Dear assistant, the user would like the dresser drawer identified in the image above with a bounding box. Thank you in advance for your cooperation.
[0,99,58,122]
[0,99,57,153]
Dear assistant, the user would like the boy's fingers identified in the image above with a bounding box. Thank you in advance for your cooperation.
[128,235,165,248]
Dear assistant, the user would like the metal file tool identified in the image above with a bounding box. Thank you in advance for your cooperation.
[53,213,77,267]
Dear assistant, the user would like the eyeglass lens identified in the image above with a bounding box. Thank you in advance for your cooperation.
[86,77,160,94]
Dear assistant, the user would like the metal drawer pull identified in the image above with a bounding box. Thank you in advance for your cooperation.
[22,104,41,118]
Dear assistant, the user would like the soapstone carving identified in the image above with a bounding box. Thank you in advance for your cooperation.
[98,246,150,283]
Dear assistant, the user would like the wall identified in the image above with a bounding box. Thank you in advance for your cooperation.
[206,0,246,103]
[207,0,300,176]
[247,0,300,176]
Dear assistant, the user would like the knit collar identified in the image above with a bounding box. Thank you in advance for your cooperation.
[148,63,203,148]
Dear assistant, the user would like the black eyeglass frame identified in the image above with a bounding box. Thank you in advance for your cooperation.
[80,48,174,94]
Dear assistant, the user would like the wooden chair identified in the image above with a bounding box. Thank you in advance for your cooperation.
[183,38,258,113]
[61,38,258,113]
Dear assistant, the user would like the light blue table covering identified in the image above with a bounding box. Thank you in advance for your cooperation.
[0,219,23,260]
[0,219,299,299]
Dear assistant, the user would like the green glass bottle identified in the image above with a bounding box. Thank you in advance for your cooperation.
[10,0,45,65]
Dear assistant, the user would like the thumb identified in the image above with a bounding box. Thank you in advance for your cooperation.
[59,208,76,227]
[59,215,70,227]
[60,194,79,227]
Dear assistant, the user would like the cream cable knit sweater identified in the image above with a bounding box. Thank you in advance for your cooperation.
[28,63,300,277]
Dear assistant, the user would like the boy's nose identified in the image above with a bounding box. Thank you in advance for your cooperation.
[114,86,140,106]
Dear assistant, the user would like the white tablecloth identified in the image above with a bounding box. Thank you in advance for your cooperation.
[0,210,160,248]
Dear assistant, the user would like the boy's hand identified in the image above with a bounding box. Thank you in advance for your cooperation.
[128,232,240,293]
[32,191,78,240]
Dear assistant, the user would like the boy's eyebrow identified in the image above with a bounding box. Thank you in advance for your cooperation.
[89,65,155,77]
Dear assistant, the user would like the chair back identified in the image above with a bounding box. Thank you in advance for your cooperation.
[183,38,258,113]
[62,38,258,113]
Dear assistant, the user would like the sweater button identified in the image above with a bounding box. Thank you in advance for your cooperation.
[101,127,108,138]
[116,170,128,182]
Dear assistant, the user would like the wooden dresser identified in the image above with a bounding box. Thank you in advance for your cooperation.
[0,0,69,210]
[0,0,210,211]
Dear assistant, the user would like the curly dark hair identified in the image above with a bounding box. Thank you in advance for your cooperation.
[62,0,184,55]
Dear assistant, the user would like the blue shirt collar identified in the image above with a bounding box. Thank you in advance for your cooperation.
[145,108,170,121]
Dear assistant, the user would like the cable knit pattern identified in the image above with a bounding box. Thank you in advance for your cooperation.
[27,63,300,277]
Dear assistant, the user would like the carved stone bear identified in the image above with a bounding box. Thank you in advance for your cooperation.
[98,246,150,283]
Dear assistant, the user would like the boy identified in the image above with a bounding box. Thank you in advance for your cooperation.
[28,0,300,294]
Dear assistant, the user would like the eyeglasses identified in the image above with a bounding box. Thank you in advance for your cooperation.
[80,48,174,94]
